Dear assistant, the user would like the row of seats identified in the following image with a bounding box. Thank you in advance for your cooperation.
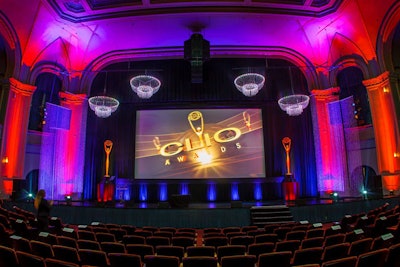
[1,242,400,267]
[4,229,400,266]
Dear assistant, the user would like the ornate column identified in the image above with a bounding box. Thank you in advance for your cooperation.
[311,87,349,196]
[0,78,36,195]
[363,71,400,194]
[39,92,87,200]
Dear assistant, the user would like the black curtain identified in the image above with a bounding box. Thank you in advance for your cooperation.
[83,58,318,201]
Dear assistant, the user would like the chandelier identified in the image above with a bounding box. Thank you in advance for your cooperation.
[278,94,310,116]
[234,73,265,97]
[130,75,161,99]
[88,96,120,118]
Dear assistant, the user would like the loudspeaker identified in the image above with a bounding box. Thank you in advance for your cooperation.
[44,103,71,130]
[230,201,242,208]
[184,33,210,83]
[184,33,210,61]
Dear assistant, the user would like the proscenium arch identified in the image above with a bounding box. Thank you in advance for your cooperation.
[80,46,320,98]
[376,1,400,73]
[0,11,22,79]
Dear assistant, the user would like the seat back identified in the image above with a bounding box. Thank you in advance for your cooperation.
[385,243,400,267]
[203,236,228,248]
[355,248,389,267]
[217,245,246,262]
[146,236,170,249]
[321,242,350,262]
[108,253,141,267]
[274,240,301,253]
[186,245,215,257]
[30,240,54,259]
[347,238,373,257]
[125,244,154,261]
[78,249,108,267]
[321,256,357,267]
[156,245,185,261]
[258,251,292,267]
[100,241,126,254]
[291,247,324,266]
[182,256,218,267]
[44,258,79,267]
[300,236,324,249]
[16,251,46,267]
[144,255,180,267]
[77,239,101,250]
[0,245,19,267]
[52,245,80,264]
[247,242,275,259]
[220,255,256,267]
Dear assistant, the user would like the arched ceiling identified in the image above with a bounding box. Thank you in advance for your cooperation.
[0,0,397,88]
[48,0,342,22]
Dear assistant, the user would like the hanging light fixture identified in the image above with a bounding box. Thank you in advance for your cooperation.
[88,96,120,118]
[234,73,265,97]
[88,72,119,118]
[278,66,309,116]
[278,94,310,116]
[130,75,161,99]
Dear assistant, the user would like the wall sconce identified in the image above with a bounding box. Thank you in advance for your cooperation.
[2,157,8,164]
[394,152,399,158]
[383,86,390,93]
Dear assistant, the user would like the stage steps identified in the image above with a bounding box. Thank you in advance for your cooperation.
[250,205,294,227]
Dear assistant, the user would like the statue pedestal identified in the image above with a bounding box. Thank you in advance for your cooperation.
[282,174,298,201]
[97,176,115,202]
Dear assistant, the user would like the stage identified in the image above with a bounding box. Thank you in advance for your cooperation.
[4,196,400,229]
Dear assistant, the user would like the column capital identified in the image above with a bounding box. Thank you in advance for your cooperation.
[362,71,390,90]
[59,92,87,105]
[8,77,36,96]
[310,87,340,101]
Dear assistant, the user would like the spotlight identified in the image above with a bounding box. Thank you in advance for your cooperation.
[65,195,72,206]
[330,192,339,202]
[26,193,34,202]
[362,190,368,199]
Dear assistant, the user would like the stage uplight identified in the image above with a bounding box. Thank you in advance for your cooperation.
[65,195,72,205]
[330,192,339,202]
[362,190,368,199]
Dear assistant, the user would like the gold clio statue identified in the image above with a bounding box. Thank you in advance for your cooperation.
[104,140,113,177]
[282,137,292,175]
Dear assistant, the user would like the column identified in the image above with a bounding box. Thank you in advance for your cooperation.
[0,78,36,195]
[311,87,349,196]
[42,92,87,200]
[363,71,400,194]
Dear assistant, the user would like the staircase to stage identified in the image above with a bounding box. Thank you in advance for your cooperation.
[250,205,294,227]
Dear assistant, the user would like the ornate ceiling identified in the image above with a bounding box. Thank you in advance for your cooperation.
[48,0,343,22]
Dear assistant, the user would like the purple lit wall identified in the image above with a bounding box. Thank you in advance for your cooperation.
[139,184,147,201]
[180,183,189,195]
[207,183,216,201]
[254,183,262,200]
[231,183,239,200]
[159,183,168,201]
